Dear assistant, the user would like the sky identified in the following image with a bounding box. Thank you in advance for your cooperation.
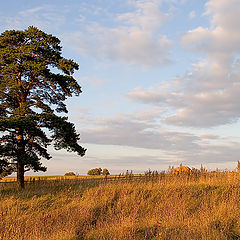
[1,0,240,175]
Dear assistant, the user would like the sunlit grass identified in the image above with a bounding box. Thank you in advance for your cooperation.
[0,175,116,182]
[1,172,240,239]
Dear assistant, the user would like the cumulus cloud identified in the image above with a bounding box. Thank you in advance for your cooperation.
[127,0,240,127]
[66,0,172,66]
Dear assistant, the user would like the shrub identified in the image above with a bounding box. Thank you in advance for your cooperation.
[88,168,102,175]
[102,168,110,176]
[64,172,76,176]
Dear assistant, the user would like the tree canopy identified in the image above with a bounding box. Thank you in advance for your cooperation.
[102,168,110,176]
[87,168,110,176]
[0,26,86,188]
[88,168,102,176]
[64,172,76,176]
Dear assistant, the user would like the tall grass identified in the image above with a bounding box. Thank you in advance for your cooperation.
[1,172,240,239]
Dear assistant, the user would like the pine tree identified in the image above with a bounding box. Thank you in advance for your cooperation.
[0,26,86,188]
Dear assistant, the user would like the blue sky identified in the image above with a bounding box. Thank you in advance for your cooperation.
[2,0,240,175]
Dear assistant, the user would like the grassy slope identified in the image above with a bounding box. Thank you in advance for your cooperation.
[1,173,240,240]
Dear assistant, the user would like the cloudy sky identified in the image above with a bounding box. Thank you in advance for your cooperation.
[2,0,240,175]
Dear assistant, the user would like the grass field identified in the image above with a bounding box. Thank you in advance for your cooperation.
[0,175,112,182]
[1,172,240,240]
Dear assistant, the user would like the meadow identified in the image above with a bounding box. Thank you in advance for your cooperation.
[1,172,240,240]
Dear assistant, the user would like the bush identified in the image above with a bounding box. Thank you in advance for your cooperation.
[102,168,110,176]
[64,172,76,176]
[88,168,102,175]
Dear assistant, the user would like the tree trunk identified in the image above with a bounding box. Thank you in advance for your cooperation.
[17,161,25,189]
[16,132,25,189]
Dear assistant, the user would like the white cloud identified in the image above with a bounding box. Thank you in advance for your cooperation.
[181,27,210,51]
[81,111,200,150]
[19,7,46,15]
[0,5,66,33]
[127,86,168,104]
[79,111,240,166]
[117,0,168,32]
[66,0,172,66]
[128,0,240,127]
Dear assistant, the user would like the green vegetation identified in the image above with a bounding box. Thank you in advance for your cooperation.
[1,172,240,239]
[0,26,86,188]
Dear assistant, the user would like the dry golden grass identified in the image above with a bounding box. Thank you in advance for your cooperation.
[0,175,116,183]
[1,172,240,239]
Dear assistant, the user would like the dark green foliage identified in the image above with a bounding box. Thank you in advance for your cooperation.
[64,172,76,176]
[0,159,14,179]
[88,168,102,176]
[0,26,86,188]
